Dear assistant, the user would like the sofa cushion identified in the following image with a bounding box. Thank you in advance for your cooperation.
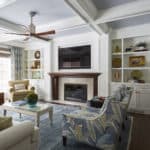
[0,116,12,131]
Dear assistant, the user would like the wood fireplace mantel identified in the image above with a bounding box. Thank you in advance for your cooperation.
[48,72,101,100]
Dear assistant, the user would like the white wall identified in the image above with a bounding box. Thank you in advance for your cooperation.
[25,41,52,101]
[51,31,110,97]
[23,31,111,100]
[52,32,100,72]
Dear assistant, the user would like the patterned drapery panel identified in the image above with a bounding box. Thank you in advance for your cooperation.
[11,47,23,80]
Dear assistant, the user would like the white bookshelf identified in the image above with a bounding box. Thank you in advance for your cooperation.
[111,36,150,84]
[23,49,44,79]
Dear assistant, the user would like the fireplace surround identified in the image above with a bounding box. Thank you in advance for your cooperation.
[49,72,101,100]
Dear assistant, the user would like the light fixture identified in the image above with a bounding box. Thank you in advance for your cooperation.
[0,0,16,8]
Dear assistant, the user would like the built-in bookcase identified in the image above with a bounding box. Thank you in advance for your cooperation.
[23,49,44,79]
[112,36,150,84]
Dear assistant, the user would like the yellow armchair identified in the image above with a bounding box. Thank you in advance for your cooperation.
[8,80,35,102]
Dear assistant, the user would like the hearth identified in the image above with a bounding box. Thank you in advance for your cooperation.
[64,84,87,103]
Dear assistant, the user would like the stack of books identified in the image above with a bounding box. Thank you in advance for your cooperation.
[12,100,27,106]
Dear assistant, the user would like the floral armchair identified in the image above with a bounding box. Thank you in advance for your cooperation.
[8,80,35,102]
[62,98,123,150]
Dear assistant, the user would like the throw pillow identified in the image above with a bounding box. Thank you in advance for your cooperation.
[89,96,105,108]
[0,116,12,131]
[14,84,26,91]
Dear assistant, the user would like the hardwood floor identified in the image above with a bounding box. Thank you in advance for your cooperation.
[128,113,150,150]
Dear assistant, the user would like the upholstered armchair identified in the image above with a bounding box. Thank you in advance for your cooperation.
[8,80,35,102]
[62,98,122,150]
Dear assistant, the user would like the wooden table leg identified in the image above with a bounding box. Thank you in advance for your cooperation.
[3,109,7,116]
[35,114,40,127]
[19,113,22,119]
[49,108,53,125]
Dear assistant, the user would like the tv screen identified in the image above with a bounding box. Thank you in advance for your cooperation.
[59,45,91,69]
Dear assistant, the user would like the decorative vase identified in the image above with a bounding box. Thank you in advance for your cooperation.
[28,99,37,107]
[26,92,38,107]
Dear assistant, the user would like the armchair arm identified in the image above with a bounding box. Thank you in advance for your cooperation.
[0,121,34,150]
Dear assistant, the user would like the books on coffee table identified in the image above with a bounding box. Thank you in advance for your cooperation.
[12,100,27,106]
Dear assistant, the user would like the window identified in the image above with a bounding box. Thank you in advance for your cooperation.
[0,49,11,92]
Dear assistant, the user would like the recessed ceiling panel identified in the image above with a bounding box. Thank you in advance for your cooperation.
[92,0,135,9]
[0,0,76,26]
[108,14,150,29]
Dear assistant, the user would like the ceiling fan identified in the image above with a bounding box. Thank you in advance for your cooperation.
[6,11,55,41]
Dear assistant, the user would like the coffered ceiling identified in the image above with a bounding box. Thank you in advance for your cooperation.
[92,0,134,9]
[65,0,150,34]
[1,0,150,43]
[0,0,76,26]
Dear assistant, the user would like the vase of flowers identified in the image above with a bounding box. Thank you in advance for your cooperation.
[26,92,38,107]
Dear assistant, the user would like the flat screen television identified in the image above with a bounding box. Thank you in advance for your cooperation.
[59,45,91,69]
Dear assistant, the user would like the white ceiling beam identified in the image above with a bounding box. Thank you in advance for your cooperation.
[65,0,109,34]
[76,0,98,19]
[95,0,150,24]
[0,18,24,32]
[37,16,86,32]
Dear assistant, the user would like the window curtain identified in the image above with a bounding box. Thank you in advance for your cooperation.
[11,47,24,80]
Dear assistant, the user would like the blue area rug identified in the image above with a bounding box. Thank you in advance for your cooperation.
[0,104,130,150]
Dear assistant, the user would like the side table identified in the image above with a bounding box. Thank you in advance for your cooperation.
[0,92,4,105]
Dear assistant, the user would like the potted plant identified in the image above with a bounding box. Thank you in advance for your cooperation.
[26,92,38,107]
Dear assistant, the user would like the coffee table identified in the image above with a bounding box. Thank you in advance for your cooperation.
[0,102,53,127]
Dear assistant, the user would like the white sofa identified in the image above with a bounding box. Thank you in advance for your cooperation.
[0,121,40,150]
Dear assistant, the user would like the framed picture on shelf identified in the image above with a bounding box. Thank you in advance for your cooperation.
[112,71,121,82]
[32,71,41,79]
[129,56,145,67]
[112,58,121,68]
[34,50,40,59]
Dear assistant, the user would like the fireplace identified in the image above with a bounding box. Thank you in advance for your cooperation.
[49,72,101,100]
[64,84,87,103]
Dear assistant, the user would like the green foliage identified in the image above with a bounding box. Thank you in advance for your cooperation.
[26,92,38,105]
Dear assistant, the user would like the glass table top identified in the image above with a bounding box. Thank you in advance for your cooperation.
[3,102,52,112]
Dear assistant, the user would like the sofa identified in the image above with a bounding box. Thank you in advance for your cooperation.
[0,121,40,150]
[8,80,35,102]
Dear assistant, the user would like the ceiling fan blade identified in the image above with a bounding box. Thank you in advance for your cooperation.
[5,32,30,36]
[31,34,51,41]
[36,30,55,36]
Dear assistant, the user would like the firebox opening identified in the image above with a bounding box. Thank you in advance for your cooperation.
[64,83,87,103]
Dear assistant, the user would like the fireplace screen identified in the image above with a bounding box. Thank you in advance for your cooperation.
[64,84,87,103]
